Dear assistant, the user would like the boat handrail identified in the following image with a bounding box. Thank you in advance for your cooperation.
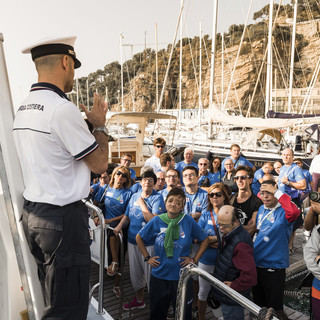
[82,199,125,318]
[176,264,278,320]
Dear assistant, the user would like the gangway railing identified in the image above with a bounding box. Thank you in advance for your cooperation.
[176,264,278,320]
[83,199,125,319]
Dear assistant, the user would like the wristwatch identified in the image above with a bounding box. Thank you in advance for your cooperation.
[92,126,109,136]
[144,255,151,262]
[285,181,290,186]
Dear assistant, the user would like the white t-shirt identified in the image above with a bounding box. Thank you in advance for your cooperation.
[13,83,97,206]
[144,154,161,173]
[309,155,320,175]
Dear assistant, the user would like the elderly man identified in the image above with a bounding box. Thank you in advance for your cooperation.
[145,137,166,173]
[253,180,300,320]
[212,205,257,320]
[155,170,166,192]
[175,147,198,184]
[120,153,136,180]
[13,36,109,319]
[160,168,180,201]
[198,158,219,189]
[278,148,306,254]
[230,166,263,235]
[160,152,175,173]
[221,144,255,176]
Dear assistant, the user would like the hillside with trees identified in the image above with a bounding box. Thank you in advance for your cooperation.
[72,0,320,117]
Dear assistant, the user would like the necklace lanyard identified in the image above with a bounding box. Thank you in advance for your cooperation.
[256,207,276,230]
[210,210,218,234]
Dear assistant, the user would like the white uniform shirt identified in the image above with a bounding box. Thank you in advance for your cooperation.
[13,83,97,206]
[309,155,320,175]
[144,154,161,173]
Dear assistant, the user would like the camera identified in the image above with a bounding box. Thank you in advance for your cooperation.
[309,191,320,203]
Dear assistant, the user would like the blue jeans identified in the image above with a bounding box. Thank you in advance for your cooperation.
[221,303,244,320]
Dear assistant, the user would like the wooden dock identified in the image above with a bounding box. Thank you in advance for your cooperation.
[89,228,310,320]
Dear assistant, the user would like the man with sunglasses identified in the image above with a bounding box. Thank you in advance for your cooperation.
[252,180,300,320]
[145,137,166,173]
[230,166,262,236]
[212,205,257,320]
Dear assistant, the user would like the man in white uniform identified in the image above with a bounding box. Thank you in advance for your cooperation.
[13,36,109,320]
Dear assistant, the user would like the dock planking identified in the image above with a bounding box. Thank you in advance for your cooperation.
[90,228,309,319]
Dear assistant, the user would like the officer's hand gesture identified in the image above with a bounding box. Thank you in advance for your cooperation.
[81,92,107,128]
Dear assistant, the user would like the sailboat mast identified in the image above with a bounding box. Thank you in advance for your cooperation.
[265,0,274,117]
[155,23,159,111]
[120,33,124,112]
[288,0,298,113]
[179,0,183,127]
[221,32,224,107]
[199,21,202,128]
[209,0,218,105]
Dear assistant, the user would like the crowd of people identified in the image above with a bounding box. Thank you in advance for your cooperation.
[89,138,320,320]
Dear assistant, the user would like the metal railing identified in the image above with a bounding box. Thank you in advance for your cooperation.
[83,199,125,318]
[176,264,278,320]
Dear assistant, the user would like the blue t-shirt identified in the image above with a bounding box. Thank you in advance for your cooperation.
[129,168,137,180]
[198,210,218,265]
[303,169,312,191]
[139,214,207,281]
[130,182,142,193]
[183,187,208,216]
[252,168,264,195]
[104,187,133,219]
[91,182,101,198]
[221,156,254,176]
[278,163,306,199]
[159,188,170,201]
[254,203,293,269]
[94,184,108,203]
[175,161,198,184]
[125,190,165,245]
[198,171,220,187]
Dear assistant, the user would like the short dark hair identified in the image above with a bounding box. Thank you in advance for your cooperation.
[166,168,180,179]
[261,180,276,187]
[160,153,173,167]
[165,187,186,207]
[141,170,157,184]
[153,137,166,147]
[182,165,199,176]
[234,165,254,179]
[121,153,132,160]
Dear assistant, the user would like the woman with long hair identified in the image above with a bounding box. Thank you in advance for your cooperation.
[209,156,222,183]
[197,183,230,320]
[97,165,132,297]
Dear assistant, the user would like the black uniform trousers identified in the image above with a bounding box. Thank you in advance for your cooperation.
[22,199,91,320]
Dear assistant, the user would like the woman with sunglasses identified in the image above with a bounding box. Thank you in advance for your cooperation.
[136,187,209,320]
[197,183,230,320]
[114,170,165,310]
[99,166,133,297]
[209,156,222,183]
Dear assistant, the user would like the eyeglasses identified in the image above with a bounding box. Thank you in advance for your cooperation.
[122,158,132,163]
[218,222,233,229]
[208,192,223,198]
[199,163,208,166]
[234,175,249,181]
[115,171,128,179]
[157,178,165,181]
[142,178,154,183]
[156,145,165,148]
[183,173,196,178]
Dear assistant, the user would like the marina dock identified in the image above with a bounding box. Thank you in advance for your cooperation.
[90,228,309,320]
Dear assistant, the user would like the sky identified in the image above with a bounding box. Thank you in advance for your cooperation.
[0,0,290,108]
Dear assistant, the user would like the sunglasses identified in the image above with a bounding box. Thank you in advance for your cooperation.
[116,171,128,179]
[156,145,165,148]
[234,175,249,181]
[208,192,223,198]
